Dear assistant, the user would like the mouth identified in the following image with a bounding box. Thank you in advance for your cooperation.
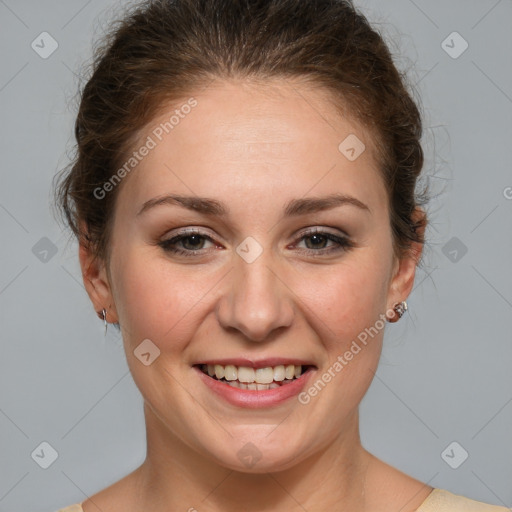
[194,363,314,391]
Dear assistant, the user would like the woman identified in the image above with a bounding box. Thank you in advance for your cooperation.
[53,0,508,510]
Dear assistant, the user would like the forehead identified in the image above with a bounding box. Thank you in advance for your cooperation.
[115,78,387,217]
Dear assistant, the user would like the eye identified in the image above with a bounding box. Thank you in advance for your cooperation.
[158,229,217,256]
[293,228,354,255]
[157,227,354,258]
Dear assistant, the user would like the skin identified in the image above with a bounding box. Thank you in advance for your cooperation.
[79,78,431,512]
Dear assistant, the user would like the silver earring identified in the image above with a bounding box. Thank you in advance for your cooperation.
[394,300,407,319]
[387,301,408,323]
[102,308,108,335]
[97,308,108,335]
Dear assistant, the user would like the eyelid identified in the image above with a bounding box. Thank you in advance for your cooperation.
[158,225,353,257]
[295,226,349,238]
[161,227,219,243]
[160,226,349,245]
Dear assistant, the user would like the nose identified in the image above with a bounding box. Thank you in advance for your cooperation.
[215,251,295,342]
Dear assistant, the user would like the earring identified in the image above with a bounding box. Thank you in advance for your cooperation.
[97,308,108,335]
[387,300,408,323]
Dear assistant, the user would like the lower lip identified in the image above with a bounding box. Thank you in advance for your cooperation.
[193,366,315,409]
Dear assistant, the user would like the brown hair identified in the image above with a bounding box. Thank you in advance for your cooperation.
[53,0,428,268]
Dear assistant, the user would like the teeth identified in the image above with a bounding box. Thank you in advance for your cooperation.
[200,363,305,384]
[237,382,281,390]
[273,365,285,381]
[238,366,255,383]
[255,367,274,384]
[214,364,225,379]
[224,365,237,381]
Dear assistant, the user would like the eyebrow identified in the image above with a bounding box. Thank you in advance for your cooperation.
[136,193,371,217]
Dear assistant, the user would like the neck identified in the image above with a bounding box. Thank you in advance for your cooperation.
[132,401,373,512]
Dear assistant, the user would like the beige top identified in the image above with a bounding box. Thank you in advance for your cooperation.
[56,489,511,511]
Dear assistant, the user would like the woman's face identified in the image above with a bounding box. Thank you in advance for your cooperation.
[83,78,419,472]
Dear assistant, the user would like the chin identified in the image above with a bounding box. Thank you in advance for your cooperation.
[202,429,312,473]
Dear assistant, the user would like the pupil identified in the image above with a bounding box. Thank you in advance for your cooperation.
[184,235,203,250]
[306,234,326,249]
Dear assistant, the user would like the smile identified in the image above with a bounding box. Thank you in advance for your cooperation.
[197,363,310,390]
[193,360,316,408]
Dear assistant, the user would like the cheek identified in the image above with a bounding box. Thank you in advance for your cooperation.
[293,264,387,417]
[111,248,217,349]
[295,255,389,342]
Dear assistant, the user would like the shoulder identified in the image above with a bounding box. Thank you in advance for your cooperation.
[361,453,509,512]
[417,488,510,512]
[55,505,83,512]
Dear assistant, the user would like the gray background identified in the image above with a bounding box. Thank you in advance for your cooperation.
[0,0,511,510]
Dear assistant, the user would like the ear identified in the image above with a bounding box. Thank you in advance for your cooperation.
[78,222,119,324]
[386,207,426,311]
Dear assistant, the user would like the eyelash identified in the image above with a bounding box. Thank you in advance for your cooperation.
[157,227,354,257]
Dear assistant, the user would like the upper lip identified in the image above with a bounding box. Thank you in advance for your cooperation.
[193,357,316,368]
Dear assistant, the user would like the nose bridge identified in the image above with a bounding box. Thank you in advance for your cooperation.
[217,245,294,342]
